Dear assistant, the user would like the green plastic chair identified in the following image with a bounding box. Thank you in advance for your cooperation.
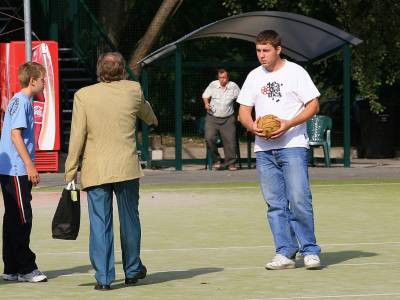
[307,115,332,167]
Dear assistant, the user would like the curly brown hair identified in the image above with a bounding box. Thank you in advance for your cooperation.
[96,52,127,82]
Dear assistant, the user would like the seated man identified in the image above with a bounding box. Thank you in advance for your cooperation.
[202,69,240,171]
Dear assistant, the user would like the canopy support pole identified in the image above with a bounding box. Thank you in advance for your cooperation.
[343,43,351,167]
[175,46,183,171]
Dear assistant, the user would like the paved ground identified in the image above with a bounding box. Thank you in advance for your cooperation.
[38,158,400,188]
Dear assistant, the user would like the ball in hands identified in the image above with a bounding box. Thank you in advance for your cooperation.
[257,115,281,138]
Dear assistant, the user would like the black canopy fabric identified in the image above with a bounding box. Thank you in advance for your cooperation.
[139,11,362,66]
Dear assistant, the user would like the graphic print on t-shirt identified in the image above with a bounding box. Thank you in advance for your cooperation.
[8,98,19,115]
[261,81,283,102]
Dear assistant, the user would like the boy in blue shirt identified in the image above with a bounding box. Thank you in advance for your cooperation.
[0,62,48,282]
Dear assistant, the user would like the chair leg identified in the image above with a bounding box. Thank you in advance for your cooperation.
[247,133,252,169]
[323,144,330,167]
[236,137,242,169]
[308,147,315,166]
[206,147,213,170]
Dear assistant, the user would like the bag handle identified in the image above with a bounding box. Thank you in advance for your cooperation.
[66,180,76,191]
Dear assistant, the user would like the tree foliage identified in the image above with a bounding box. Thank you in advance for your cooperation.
[98,0,136,47]
[92,0,399,114]
[222,0,400,112]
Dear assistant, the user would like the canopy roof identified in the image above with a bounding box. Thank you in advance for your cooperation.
[139,11,362,66]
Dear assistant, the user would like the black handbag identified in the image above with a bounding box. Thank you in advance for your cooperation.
[52,181,81,240]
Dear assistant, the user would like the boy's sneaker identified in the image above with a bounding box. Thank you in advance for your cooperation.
[304,254,321,270]
[265,254,296,270]
[3,273,18,281]
[18,269,48,282]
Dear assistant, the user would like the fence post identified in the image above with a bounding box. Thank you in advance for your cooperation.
[343,44,351,167]
[175,46,183,170]
[141,67,150,166]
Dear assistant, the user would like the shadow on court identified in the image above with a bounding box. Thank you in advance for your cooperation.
[79,267,223,289]
[0,264,94,285]
[45,264,94,279]
[295,250,377,269]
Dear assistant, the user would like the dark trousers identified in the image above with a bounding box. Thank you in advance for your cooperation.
[205,114,237,167]
[0,175,37,275]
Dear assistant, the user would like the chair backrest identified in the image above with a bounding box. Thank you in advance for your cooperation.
[307,115,332,142]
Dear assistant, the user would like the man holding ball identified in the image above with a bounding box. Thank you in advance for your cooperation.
[237,30,321,270]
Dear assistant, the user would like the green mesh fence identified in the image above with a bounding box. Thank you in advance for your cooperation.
[40,0,261,166]
[144,54,258,164]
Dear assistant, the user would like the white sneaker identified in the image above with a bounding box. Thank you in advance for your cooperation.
[265,254,296,270]
[18,269,48,282]
[3,273,18,281]
[304,254,321,270]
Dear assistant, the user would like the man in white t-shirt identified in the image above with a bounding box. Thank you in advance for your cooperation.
[237,30,321,270]
[202,69,240,171]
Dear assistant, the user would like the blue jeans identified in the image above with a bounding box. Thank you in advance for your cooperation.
[256,147,320,257]
[86,179,143,285]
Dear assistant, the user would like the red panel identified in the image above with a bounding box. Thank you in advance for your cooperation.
[0,43,9,129]
[0,41,60,172]
[35,151,59,172]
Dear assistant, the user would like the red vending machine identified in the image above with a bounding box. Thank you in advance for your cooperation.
[0,41,60,172]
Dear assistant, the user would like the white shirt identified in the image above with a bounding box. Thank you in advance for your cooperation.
[237,60,320,152]
[202,80,240,118]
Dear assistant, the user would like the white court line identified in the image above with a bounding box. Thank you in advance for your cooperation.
[321,241,400,247]
[143,182,400,192]
[262,292,400,299]
[58,261,400,278]
[229,261,400,270]
[41,241,400,256]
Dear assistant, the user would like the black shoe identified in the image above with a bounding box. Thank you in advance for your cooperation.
[94,284,111,290]
[125,265,147,285]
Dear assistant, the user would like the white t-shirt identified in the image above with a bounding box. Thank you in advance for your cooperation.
[237,60,320,152]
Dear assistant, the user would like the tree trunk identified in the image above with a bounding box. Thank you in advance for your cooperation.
[129,0,183,77]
